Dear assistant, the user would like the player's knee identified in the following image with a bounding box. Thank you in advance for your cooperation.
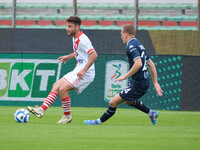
[52,82,57,88]
[59,86,66,94]
[52,82,59,92]
[59,85,71,95]
[124,101,134,106]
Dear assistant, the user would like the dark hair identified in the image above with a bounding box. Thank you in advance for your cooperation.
[66,16,81,26]
[122,24,135,35]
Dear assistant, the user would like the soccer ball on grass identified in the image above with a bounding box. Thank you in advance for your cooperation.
[14,108,30,123]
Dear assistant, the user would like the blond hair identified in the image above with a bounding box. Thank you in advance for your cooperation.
[122,24,135,35]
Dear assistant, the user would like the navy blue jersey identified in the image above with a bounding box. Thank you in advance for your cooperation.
[126,37,150,81]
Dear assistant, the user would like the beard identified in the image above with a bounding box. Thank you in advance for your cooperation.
[67,29,76,36]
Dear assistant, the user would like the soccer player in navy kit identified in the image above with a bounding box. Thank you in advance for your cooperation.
[84,24,163,125]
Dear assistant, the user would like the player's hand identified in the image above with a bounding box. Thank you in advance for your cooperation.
[154,83,163,96]
[114,76,126,82]
[77,69,86,79]
[58,55,69,64]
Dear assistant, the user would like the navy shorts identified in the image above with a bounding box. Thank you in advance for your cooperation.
[119,79,150,102]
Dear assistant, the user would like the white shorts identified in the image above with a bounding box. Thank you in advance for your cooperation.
[62,71,93,94]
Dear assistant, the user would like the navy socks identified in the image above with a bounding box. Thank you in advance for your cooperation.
[130,100,150,114]
[100,106,116,122]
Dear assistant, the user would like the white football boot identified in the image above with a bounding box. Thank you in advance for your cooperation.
[57,115,72,124]
[27,106,44,118]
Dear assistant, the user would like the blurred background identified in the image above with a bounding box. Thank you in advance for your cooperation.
[0,0,199,30]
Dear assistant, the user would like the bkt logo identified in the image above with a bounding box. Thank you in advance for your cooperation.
[0,59,61,101]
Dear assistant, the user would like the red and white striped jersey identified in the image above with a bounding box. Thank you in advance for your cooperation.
[72,31,95,81]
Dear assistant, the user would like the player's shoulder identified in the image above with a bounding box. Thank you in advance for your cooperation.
[127,39,138,52]
[79,32,90,41]
[79,32,93,48]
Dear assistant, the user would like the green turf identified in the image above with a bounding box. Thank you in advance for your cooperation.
[0,106,200,150]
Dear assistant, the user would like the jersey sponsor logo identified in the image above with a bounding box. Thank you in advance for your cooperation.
[104,60,129,102]
[0,59,61,101]
[77,59,83,64]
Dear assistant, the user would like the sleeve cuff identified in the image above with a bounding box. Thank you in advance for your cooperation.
[87,48,95,54]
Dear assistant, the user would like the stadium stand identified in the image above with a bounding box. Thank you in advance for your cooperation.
[0,2,198,30]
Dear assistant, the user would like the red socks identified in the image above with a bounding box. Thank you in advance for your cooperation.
[41,91,58,111]
[40,91,71,116]
[61,96,71,116]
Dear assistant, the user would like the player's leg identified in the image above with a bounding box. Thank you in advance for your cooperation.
[100,93,124,122]
[27,79,64,118]
[56,82,74,124]
[125,100,150,114]
[124,100,159,125]
[121,82,159,125]
[84,93,125,125]
[57,71,92,124]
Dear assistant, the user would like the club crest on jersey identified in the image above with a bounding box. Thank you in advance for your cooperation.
[129,45,134,49]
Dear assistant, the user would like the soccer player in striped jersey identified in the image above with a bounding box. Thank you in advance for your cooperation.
[84,24,163,125]
[28,16,98,123]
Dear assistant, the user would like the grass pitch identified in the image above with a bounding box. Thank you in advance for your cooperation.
[0,106,200,150]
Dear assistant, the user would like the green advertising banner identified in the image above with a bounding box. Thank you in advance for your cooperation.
[0,59,61,101]
[0,53,183,110]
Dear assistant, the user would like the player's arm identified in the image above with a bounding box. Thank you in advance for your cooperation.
[58,53,75,64]
[77,51,98,78]
[147,59,163,96]
[115,57,142,81]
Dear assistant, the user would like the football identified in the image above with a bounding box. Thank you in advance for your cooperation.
[14,108,30,123]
